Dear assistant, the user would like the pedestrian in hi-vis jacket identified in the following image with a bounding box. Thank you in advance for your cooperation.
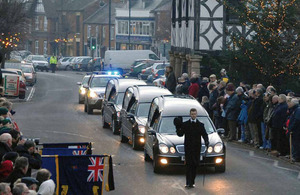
[174,108,209,189]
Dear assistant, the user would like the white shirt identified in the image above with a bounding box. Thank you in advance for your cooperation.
[190,119,197,123]
[37,179,55,195]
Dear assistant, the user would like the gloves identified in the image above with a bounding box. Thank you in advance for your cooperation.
[173,116,183,127]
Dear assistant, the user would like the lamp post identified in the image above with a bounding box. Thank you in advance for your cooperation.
[108,0,111,50]
[128,0,131,50]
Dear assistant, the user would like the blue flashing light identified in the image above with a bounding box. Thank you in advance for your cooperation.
[114,71,119,75]
[107,72,112,75]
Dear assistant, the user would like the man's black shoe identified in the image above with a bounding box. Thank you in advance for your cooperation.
[185,185,191,189]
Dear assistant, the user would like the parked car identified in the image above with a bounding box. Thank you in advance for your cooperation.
[144,95,226,173]
[138,66,152,80]
[151,62,169,76]
[130,62,153,77]
[153,76,166,87]
[77,75,91,104]
[120,86,172,150]
[20,65,37,86]
[1,69,26,99]
[57,57,73,70]
[5,68,26,84]
[84,72,122,114]
[88,57,102,71]
[23,55,49,72]
[73,57,92,71]
[102,78,147,134]
[147,69,165,83]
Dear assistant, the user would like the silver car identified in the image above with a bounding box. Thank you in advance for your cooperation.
[23,55,49,72]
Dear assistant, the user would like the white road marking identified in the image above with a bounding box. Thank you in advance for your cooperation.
[26,86,35,102]
[171,178,189,195]
[26,129,93,139]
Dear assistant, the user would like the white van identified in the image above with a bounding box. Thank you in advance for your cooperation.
[104,50,160,72]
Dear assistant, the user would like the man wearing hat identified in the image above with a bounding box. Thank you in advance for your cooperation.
[15,140,42,176]
[0,107,8,119]
[224,83,241,141]
[21,177,39,192]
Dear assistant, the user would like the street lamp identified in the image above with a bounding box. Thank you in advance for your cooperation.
[128,0,131,50]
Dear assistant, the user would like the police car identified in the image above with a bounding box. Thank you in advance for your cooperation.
[83,71,122,114]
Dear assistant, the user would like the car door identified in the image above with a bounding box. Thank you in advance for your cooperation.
[126,101,138,139]
[105,87,116,124]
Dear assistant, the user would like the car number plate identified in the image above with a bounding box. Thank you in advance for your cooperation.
[181,156,203,161]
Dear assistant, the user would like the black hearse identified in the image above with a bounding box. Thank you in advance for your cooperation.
[144,95,226,173]
[120,86,172,150]
[102,78,147,134]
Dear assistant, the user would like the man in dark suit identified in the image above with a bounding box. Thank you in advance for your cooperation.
[174,108,209,188]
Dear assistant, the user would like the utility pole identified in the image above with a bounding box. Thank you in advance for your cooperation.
[108,0,111,50]
[128,0,131,50]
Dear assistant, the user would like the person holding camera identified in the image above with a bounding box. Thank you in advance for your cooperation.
[174,108,209,188]
[15,140,42,177]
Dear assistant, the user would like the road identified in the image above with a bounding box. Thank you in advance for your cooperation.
[12,71,300,195]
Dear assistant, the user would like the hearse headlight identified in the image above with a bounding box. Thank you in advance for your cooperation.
[207,146,213,153]
[89,90,98,98]
[138,126,146,134]
[170,147,176,154]
[214,143,223,153]
[159,144,169,154]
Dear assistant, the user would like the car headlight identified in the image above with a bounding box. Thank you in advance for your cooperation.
[138,126,145,134]
[159,144,169,154]
[207,146,213,153]
[170,147,176,154]
[80,87,86,95]
[89,90,98,98]
[214,143,223,153]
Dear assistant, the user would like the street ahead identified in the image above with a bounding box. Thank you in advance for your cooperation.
[12,71,300,195]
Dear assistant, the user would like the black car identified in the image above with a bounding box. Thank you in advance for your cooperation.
[120,86,172,150]
[144,95,226,173]
[102,79,147,134]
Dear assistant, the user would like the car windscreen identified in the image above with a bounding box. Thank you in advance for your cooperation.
[32,56,46,61]
[159,116,215,134]
[21,67,33,73]
[137,103,151,117]
[156,64,167,69]
[115,93,124,105]
[90,77,114,88]
[62,58,70,62]
[82,76,90,85]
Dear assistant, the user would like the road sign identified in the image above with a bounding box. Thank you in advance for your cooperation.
[4,75,19,96]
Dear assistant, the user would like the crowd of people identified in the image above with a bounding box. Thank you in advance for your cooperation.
[165,68,300,163]
[0,98,55,195]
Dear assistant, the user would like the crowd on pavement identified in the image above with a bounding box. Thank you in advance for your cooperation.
[0,98,55,195]
[165,67,300,163]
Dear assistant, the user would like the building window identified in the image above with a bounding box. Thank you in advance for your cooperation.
[111,26,115,40]
[44,16,47,31]
[186,0,189,27]
[102,26,106,39]
[172,0,176,28]
[36,0,45,13]
[76,15,80,33]
[35,16,39,30]
[43,40,47,54]
[35,40,39,55]
[87,25,91,38]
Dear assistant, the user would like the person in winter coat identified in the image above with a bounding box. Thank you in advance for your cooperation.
[263,92,273,150]
[0,133,12,160]
[198,81,209,103]
[165,66,176,93]
[188,77,199,99]
[15,140,42,177]
[5,157,28,189]
[286,98,300,162]
[224,83,241,141]
[270,94,288,156]
[212,96,225,129]
[238,100,248,143]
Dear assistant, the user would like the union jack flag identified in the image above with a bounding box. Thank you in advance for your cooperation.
[72,150,87,155]
[87,157,104,182]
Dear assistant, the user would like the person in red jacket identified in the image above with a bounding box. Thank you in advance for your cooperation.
[189,77,199,98]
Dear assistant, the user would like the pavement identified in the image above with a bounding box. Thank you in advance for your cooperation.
[12,71,300,195]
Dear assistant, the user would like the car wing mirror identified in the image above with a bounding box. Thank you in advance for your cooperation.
[107,102,114,106]
[83,84,89,89]
[77,82,82,86]
[217,128,225,135]
[127,113,135,118]
[148,129,156,135]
